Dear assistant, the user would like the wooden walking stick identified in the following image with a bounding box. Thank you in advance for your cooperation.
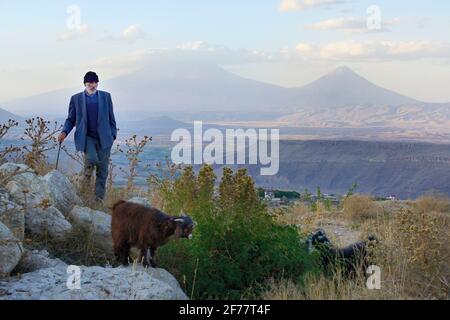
[55,141,62,170]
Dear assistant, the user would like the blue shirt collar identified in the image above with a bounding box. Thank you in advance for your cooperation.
[84,89,98,97]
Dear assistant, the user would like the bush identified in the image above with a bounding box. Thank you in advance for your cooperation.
[151,165,319,299]
[342,194,381,221]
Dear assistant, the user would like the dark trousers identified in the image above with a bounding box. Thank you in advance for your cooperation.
[82,135,112,200]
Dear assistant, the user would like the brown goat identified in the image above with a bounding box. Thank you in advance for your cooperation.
[111,200,195,267]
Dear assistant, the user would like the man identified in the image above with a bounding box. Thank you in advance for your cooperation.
[58,71,117,202]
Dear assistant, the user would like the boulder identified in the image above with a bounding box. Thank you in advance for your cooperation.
[0,187,24,241]
[68,206,112,251]
[15,249,67,274]
[42,170,83,216]
[127,196,152,208]
[1,163,51,208]
[0,264,188,300]
[25,206,72,240]
[0,164,72,239]
[0,222,24,276]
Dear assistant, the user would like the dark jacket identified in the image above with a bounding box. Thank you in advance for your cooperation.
[62,90,117,151]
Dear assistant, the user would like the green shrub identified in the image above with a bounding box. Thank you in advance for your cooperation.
[152,165,319,299]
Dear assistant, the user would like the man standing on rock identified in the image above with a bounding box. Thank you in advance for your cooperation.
[58,71,117,203]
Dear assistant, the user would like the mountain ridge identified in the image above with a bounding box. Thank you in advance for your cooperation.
[1,64,430,120]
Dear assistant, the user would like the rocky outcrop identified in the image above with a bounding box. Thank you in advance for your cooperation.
[42,170,83,216]
[0,163,74,239]
[68,206,112,251]
[0,222,23,276]
[0,265,188,300]
[25,206,72,240]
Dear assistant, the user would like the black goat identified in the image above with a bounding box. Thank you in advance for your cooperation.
[307,228,378,275]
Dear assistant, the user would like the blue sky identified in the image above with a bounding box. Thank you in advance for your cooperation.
[1,0,449,102]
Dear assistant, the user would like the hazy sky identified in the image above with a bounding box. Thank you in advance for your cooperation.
[0,0,449,103]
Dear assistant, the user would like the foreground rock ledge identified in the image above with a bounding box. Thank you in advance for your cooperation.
[0,265,188,300]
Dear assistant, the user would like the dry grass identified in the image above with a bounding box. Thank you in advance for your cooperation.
[362,206,450,299]
[67,169,149,213]
[261,278,306,300]
[342,194,382,221]
[23,226,115,267]
[274,203,312,228]
[413,193,450,214]
[262,270,406,300]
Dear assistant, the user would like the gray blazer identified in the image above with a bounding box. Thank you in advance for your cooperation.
[62,90,117,152]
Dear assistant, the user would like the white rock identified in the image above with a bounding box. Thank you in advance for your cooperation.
[0,222,24,276]
[16,250,67,274]
[1,163,51,208]
[25,206,72,239]
[42,170,83,216]
[68,206,112,251]
[0,264,188,300]
[0,164,72,239]
[0,163,34,177]
[0,187,24,241]
[127,197,152,208]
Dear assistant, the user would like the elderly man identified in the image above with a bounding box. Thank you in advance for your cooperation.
[58,71,117,203]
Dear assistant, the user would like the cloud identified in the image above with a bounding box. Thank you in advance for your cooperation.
[121,24,147,43]
[175,41,228,51]
[85,40,450,73]
[279,0,346,12]
[58,24,89,41]
[307,17,401,33]
[292,40,450,61]
[171,41,277,64]
[88,41,278,71]
[294,43,316,58]
[102,24,147,44]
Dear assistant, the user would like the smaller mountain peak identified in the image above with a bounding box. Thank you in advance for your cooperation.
[331,66,355,75]
[321,66,366,82]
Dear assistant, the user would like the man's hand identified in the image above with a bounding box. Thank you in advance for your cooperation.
[58,132,67,144]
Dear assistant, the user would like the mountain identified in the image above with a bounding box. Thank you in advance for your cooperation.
[1,62,288,120]
[0,64,427,122]
[105,62,289,117]
[275,67,450,130]
[285,66,418,110]
[3,63,450,142]
[0,107,24,123]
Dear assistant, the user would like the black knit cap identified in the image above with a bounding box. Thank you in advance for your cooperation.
[84,71,99,84]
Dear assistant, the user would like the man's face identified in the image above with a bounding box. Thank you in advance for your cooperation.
[85,82,98,92]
